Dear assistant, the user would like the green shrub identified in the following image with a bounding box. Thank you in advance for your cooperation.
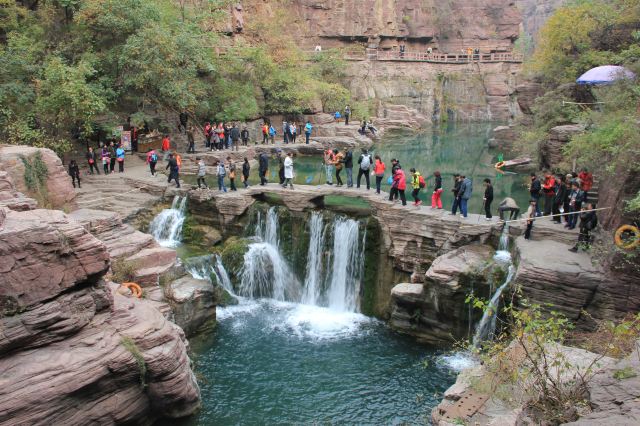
[121,336,147,387]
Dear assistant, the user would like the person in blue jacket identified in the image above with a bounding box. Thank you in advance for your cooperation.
[304,121,313,144]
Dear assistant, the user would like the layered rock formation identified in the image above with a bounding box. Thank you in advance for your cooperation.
[346,60,522,122]
[514,235,640,329]
[0,207,200,424]
[0,145,76,209]
[540,124,585,170]
[389,244,496,344]
[288,0,520,52]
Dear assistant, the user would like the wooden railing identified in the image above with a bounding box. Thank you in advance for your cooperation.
[368,49,523,63]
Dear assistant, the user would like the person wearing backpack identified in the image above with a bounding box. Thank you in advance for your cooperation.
[304,121,313,144]
[373,155,385,194]
[116,144,125,173]
[410,168,425,206]
[258,152,269,185]
[216,160,227,192]
[323,149,335,185]
[166,153,180,188]
[262,123,269,144]
[230,123,241,151]
[196,157,208,189]
[357,149,372,190]
[146,149,158,176]
[344,105,351,126]
[570,202,597,252]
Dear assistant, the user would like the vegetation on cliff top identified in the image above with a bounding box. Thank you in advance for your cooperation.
[0,0,354,156]
[520,0,640,210]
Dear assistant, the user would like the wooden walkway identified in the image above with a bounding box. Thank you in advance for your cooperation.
[306,49,523,64]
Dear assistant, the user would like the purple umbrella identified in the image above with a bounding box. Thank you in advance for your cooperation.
[577,65,636,85]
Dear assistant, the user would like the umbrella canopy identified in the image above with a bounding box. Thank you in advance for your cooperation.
[577,65,636,85]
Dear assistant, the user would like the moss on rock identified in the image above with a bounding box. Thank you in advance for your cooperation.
[220,236,252,284]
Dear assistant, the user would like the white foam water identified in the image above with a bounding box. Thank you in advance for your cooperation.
[149,196,187,247]
[439,352,479,372]
[302,212,325,305]
[327,217,364,312]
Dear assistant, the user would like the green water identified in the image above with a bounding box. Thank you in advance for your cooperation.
[283,123,530,213]
[176,300,467,425]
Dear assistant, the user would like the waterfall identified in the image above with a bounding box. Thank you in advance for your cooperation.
[326,217,364,312]
[472,265,516,345]
[239,242,300,301]
[472,226,515,346]
[302,212,325,305]
[184,254,235,295]
[254,207,279,246]
[149,196,187,247]
[240,207,366,313]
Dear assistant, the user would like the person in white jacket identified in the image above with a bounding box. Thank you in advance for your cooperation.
[283,152,294,189]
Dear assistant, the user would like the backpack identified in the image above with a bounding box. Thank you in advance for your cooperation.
[360,154,371,170]
[150,153,158,162]
[418,175,426,188]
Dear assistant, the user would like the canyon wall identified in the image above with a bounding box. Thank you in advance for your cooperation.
[287,0,521,52]
[346,60,522,122]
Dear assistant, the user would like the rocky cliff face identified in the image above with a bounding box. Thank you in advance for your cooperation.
[0,204,201,423]
[289,0,520,52]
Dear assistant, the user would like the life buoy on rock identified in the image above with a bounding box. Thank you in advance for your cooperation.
[614,225,640,250]
[121,282,143,298]
[494,161,505,170]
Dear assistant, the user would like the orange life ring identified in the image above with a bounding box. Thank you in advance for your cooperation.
[494,161,505,169]
[614,225,640,250]
[122,282,143,298]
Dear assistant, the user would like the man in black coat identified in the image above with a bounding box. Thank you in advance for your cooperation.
[258,152,269,186]
[166,153,180,188]
[569,203,597,252]
[344,149,354,187]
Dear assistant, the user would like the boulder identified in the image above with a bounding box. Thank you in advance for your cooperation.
[0,145,76,209]
[492,125,518,151]
[389,244,496,344]
[165,276,216,337]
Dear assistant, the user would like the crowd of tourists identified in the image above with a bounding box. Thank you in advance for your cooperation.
[521,169,597,252]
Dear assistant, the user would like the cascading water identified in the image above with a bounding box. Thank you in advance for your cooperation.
[327,217,364,312]
[239,242,300,301]
[302,212,325,305]
[185,254,235,295]
[472,226,514,345]
[149,196,187,247]
[239,207,366,315]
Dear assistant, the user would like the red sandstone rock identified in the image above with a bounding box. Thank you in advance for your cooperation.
[0,145,77,209]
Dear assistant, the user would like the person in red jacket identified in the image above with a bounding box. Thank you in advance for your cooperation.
[578,168,593,194]
[542,172,556,216]
[389,166,407,206]
[161,135,170,161]
[373,155,385,194]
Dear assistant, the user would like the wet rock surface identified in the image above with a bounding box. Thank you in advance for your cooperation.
[165,276,217,337]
